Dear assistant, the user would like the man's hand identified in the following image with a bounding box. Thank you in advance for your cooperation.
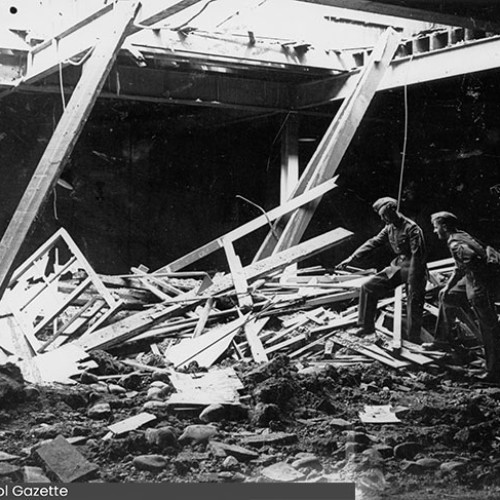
[438,284,451,302]
[336,256,354,271]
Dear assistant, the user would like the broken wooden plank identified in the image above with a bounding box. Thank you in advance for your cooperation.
[74,227,353,352]
[253,28,401,260]
[333,333,411,369]
[244,317,269,363]
[34,344,97,384]
[223,239,252,308]
[167,367,243,405]
[165,315,250,369]
[107,412,156,436]
[393,285,403,352]
[0,2,141,301]
[35,435,98,482]
[265,333,307,355]
[158,177,338,273]
[288,315,358,358]
[192,298,215,338]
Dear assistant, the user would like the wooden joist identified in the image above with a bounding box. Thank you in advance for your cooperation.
[72,227,353,352]
[0,2,141,301]
[158,177,338,273]
[244,318,269,363]
[253,28,401,261]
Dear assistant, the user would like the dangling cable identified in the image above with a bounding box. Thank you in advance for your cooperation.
[396,51,414,211]
[397,82,408,212]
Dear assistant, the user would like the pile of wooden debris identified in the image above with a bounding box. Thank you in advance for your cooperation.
[0,222,474,388]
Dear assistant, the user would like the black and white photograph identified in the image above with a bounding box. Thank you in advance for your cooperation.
[0,1,499,499]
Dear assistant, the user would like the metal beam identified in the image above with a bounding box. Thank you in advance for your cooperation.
[127,29,347,72]
[294,35,500,108]
[24,0,206,84]
[0,2,141,301]
[296,0,500,32]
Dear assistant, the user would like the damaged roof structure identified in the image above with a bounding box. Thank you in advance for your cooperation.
[1,1,500,498]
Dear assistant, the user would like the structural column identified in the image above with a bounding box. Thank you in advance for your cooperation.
[0,1,141,300]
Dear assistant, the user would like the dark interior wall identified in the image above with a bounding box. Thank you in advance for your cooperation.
[1,70,500,275]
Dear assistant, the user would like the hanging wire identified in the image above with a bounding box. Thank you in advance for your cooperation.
[58,61,66,110]
[396,52,414,211]
[266,111,291,172]
[53,185,59,221]
[396,82,408,212]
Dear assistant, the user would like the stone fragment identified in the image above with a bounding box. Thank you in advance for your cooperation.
[240,432,297,447]
[178,425,218,444]
[251,403,281,426]
[401,461,425,474]
[416,458,440,470]
[145,427,178,449]
[440,461,467,474]
[199,404,227,423]
[329,418,352,429]
[87,402,112,420]
[209,441,259,461]
[261,462,306,482]
[35,435,98,482]
[141,401,170,412]
[393,442,423,460]
[22,466,51,483]
[292,456,322,470]
[132,455,167,472]
[222,456,239,470]
[0,463,21,479]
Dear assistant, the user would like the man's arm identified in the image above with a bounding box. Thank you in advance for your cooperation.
[440,240,467,297]
[408,224,426,282]
[338,226,389,269]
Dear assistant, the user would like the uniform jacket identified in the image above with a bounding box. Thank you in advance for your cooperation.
[352,215,427,282]
[447,230,491,285]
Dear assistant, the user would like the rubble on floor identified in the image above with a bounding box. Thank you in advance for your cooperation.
[0,228,499,499]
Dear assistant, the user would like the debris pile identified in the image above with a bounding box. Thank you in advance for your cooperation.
[0,227,498,498]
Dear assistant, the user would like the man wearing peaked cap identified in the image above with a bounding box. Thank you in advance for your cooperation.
[337,197,427,342]
[372,196,398,214]
[429,211,500,383]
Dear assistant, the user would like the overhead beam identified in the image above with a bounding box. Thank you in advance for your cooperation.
[296,0,500,33]
[24,0,206,84]
[295,34,500,108]
[254,28,400,260]
[127,30,346,72]
[0,2,141,301]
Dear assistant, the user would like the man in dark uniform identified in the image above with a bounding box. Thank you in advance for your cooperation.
[429,211,500,383]
[338,197,427,342]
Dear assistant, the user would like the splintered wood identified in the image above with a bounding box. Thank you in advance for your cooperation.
[0,220,451,390]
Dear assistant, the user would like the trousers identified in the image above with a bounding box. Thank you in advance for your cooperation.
[358,267,426,341]
[435,276,500,377]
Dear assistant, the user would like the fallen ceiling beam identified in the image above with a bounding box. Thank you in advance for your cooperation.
[254,28,400,260]
[0,2,141,302]
[296,0,500,33]
[294,34,500,108]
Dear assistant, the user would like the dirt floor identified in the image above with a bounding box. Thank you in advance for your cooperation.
[1,353,500,500]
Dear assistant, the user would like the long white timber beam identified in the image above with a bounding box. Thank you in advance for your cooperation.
[23,0,345,86]
[24,0,206,84]
[126,30,347,73]
[296,0,500,33]
[294,35,500,109]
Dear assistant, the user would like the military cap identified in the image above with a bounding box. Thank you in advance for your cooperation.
[430,211,458,226]
[372,197,397,214]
